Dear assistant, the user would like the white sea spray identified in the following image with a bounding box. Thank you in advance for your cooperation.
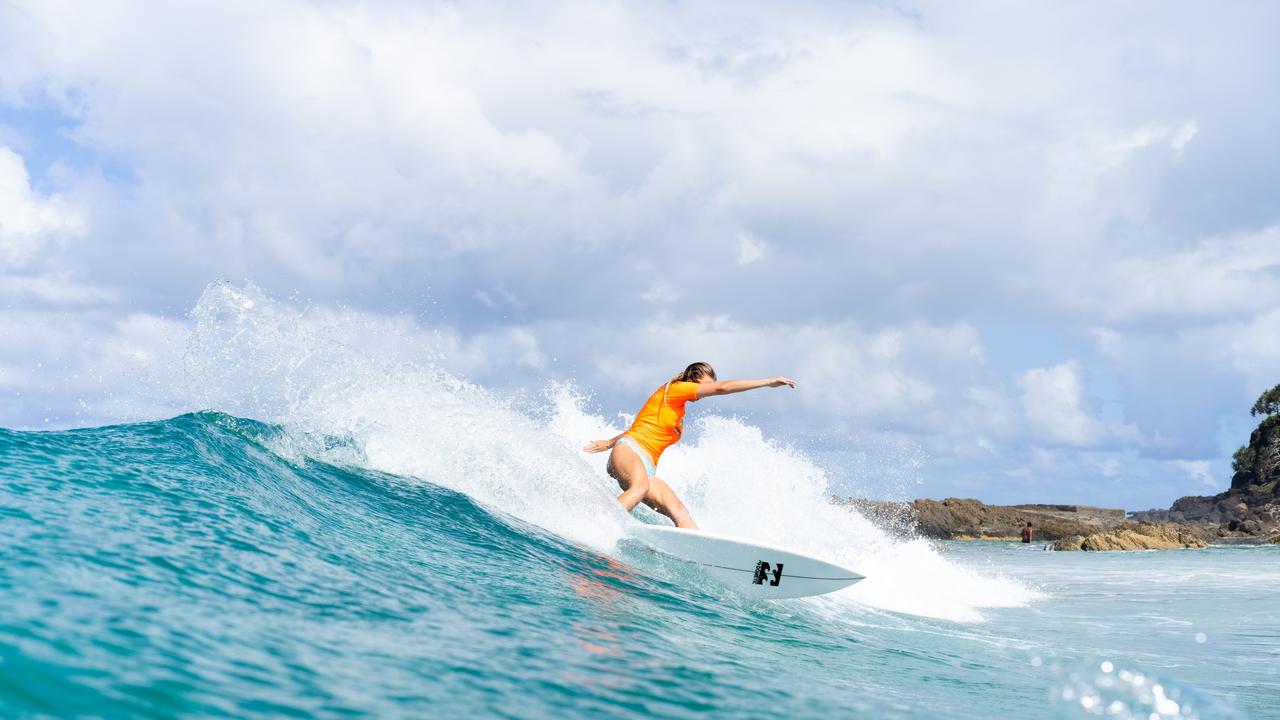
[184,281,1039,621]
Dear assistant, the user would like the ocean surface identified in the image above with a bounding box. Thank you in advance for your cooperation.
[2,413,1276,719]
[2,284,1277,718]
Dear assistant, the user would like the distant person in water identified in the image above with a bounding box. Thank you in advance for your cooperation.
[584,362,796,530]
[1021,522,1033,543]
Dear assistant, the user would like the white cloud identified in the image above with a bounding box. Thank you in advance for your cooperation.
[0,2,1270,332]
[1227,308,1280,392]
[0,2,1276,508]
[0,273,116,305]
[562,315,1015,440]
[1096,121,1200,169]
[1170,120,1199,155]
[1079,225,1280,327]
[0,308,187,428]
[0,146,84,267]
[1016,361,1140,449]
[639,281,680,303]
[438,326,549,373]
[736,232,766,265]
[1172,459,1218,491]
[473,286,524,310]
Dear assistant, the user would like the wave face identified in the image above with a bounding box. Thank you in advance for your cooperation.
[177,282,1035,623]
[0,412,666,717]
[1,284,1256,717]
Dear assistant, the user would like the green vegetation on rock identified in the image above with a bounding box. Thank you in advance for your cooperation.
[1251,384,1280,418]
[1230,383,1280,493]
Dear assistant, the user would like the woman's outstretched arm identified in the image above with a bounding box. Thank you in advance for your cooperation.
[696,376,795,398]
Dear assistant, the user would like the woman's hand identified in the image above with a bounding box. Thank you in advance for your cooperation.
[583,439,613,453]
[768,376,797,388]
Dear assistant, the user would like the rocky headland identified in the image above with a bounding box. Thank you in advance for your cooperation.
[844,383,1280,551]
[843,497,1214,551]
[1130,383,1280,538]
[846,498,1124,540]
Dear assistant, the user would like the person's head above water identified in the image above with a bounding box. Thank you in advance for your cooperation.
[671,362,717,384]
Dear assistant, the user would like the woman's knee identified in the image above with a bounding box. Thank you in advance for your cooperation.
[620,476,650,497]
[644,478,676,505]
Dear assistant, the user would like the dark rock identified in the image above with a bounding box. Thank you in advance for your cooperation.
[1142,487,1280,538]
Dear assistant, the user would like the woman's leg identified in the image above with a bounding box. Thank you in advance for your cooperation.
[607,443,699,530]
[607,443,650,511]
[641,477,699,530]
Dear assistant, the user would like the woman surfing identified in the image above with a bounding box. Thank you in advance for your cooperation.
[583,362,796,530]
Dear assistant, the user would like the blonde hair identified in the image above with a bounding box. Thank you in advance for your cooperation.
[670,362,717,384]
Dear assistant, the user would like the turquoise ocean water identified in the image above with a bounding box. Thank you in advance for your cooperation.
[2,285,1276,718]
[2,413,1276,719]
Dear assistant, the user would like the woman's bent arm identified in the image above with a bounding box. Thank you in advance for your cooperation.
[697,376,795,398]
[583,432,626,453]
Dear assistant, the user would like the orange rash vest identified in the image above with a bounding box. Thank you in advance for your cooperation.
[624,381,701,465]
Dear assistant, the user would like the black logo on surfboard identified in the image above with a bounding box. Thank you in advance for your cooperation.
[752,561,783,586]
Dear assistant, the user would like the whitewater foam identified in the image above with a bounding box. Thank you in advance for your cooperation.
[551,396,1039,621]
[182,281,1039,622]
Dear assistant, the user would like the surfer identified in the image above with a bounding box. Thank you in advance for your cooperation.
[583,362,796,530]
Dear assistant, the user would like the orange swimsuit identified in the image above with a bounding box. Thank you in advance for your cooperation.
[622,381,701,467]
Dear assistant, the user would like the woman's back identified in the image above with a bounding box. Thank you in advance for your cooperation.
[626,381,701,463]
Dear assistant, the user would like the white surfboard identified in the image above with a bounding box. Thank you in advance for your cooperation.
[628,524,864,599]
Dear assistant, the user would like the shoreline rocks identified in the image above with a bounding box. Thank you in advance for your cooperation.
[1051,523,1209,551]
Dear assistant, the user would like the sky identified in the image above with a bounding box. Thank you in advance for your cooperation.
[2,1,1279,510]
